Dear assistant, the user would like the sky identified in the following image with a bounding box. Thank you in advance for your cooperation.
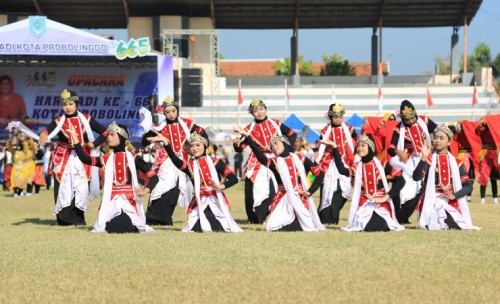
[88,0,500,76]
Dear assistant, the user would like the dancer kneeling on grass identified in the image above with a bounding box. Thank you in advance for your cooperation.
[342,134,405,232]
[68,122,158,233]
[148,131,242,233]
[235,128,325,232]
[413,124,480,231]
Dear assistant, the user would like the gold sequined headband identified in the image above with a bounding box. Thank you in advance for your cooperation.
[189,132,208,146]
[270,135,290,146]
[107,121,129,139]
[357,134,376,152]
[434,123,454,140]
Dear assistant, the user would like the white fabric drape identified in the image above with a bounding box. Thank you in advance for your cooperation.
[92,152,153,233]
[419,152,479,230]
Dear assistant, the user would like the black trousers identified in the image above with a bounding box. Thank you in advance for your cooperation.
[244,179,275,224]
[146,181,181,226]
[318,181,348,225]
[53,179,86,226]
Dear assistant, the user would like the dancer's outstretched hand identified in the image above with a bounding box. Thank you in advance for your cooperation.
[209,178,225,191]
[319,138,337,148]
[147,131,169,145]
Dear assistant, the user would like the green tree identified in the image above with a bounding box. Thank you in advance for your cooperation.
[474,43,492,67]
[320,54,356,76]
[434,55,451,75]
[491,53,500,76]
[272,56,317,76]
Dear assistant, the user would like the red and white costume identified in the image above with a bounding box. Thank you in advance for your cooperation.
[316,123,356,211]
[342,158,404,232]
[419,153,479,230]
[148,117,195,208]
[240,118,286,208]
[180,156,242,233]
[389,117,431,204]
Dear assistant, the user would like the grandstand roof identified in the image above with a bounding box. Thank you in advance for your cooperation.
[1,0,483,29]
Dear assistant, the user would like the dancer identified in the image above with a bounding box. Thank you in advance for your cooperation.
[388,100,437,224]
[6,133,35,197]
[140,97,207,226]
[233,98,297,224]
[316,103,357,225]
[236,128,325,232]
[476,116,499,204]
[149,131,242,233]
[341,135,405,232]
[450,119,481,201]
[68,122,157,233]
[38,89,108,225]
[413,124,479,230]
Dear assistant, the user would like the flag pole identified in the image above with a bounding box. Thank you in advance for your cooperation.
[237,78,241,127]
[285,78,288,117]
[426,86,429,116]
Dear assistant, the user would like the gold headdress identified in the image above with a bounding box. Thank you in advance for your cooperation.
[328,103,345,116]
[357,134,376,152]
[248,98,266,113]
[189,132,208,147]
[60,89,79,103]
[162,97,179,108]
[433,123,454,140]
[107,121,129,139]
[270,135,290,146]
[401,106,416,119]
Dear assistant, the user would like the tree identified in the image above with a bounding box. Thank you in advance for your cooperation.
[474,43,492,67]
[434,55,451,75]
[491,53,500,76]
[272,56,317,76]
[320,54,356,76]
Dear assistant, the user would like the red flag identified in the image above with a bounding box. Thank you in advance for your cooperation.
[426,87,434,107]
[472,83,478,106]
[285,81,290,106]
[237,82,244,106]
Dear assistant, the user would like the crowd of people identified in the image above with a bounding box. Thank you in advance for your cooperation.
[1,88,498,234]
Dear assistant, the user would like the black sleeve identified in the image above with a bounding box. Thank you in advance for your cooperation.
[164,144,185,169]
[387,130,399,157]
[89,117,108,148]
[427,118,438,134]
[243,136,269,166]
[351,128,358,140]
[44,119,58,134]
[332,147,350,176]
[135,156,159,191]
[141,130,156,147]
[74,143,102,167]
[233,139,244,153]
[453,165,472,199]
[214,160,238,189]
[387,176,405,199]
[412,159,429,181]
[280,123,297,151]
[303,158,324,195]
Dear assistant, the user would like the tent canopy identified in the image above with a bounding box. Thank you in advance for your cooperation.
[283,113,320,144]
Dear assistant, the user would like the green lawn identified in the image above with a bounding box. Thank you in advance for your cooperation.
[0,182,499,304]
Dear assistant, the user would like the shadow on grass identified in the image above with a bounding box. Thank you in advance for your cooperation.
[12,218,57,226]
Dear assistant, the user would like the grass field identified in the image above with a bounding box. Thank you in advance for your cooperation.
[0,182,499,304]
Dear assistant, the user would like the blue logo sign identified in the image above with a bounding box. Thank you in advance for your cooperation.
[29,16,47,39]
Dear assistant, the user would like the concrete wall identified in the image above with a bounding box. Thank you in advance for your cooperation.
[0,15,7,26]
[128,17,151,43]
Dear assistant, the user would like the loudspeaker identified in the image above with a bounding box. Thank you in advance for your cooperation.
[173,70,180,102]
[181,68,202,107]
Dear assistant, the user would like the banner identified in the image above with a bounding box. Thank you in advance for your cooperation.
[0,62,173,142]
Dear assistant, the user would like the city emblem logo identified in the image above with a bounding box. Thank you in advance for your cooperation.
[29,16,47,38]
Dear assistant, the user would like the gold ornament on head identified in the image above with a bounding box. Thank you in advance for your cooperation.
[270,135,290,147]
[107,121,129,139]
[434,123,454,140]
[248,98,266,113]
[357,134,376,152]
[328,103,345,116]
[161,96,179,108]
[189,132,208,147]
[60,89,78,103]
[401,106,415,118]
